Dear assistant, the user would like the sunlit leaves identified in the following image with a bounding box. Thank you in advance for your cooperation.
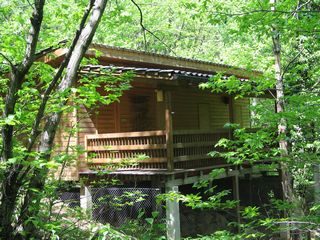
[75,71,132,108]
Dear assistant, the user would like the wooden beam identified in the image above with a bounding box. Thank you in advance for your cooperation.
[173,154,213,162]
[165,91,174,171]
[165,169,239,187]
[87,157,167,164]
[232,173,241,232]
[86,143,166,151]
[85,130,166,139]
[228,96,235,139]
[173,141,217,148]
[114,102,120,132]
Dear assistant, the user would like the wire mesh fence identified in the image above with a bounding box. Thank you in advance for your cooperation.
[60,191,80,208]
[60,186,164,228]
[91,187,163,226]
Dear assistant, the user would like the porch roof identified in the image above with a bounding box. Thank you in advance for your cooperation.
[48,44,262,79]
[79,64,247,82]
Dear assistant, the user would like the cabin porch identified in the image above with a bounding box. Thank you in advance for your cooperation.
[78,81,251,172]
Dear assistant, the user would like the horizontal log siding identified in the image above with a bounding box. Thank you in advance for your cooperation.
[171,87,230,131]
[77,105,98,172]
[234,98,250,127]
[54,109,79,180]
[92,103,117,133]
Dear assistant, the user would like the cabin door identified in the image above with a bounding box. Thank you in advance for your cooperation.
[198,103,210,130]
[131,95,151,131]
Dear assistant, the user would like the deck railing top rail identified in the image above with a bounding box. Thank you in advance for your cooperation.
[85,130,166,139]
[173,129,229,135]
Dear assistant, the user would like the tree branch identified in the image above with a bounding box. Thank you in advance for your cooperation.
[33,39,68,60]
[1,0,45,162]
[17,0,97,202]
[21,0,46,72]
[18,0,97,188]
[0,52,16,70]
[25,0,96,155]
[130,0,178,56]
[281,50,303,78]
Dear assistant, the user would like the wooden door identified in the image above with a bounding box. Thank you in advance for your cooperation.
[131,95,151,131]
[198,103,210,130]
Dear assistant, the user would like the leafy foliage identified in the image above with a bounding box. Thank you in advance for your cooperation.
[1,0,320,239]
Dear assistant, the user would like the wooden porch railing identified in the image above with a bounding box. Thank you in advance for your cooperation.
[85,129,230,169]
[85,130,167,164]
[173,130,229,162]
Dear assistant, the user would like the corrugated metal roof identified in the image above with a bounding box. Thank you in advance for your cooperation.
[91,43,263,76]
[80,65,226,80]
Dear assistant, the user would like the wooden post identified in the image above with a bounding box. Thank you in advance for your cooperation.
[165,91,174,171]
[232,173,241,232]
[166,185,181,240]
[279,222,290,240]
[228,96,235,139]
[80,185,93,218]
[114,102,120,132]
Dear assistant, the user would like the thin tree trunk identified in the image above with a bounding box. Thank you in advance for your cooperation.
[0,1,45,239]
[20,0,108,237]
[270,0,294,205]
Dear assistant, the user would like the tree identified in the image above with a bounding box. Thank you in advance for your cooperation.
[198,0,320,237]
[0,0,109,238]
[1,0,319,238]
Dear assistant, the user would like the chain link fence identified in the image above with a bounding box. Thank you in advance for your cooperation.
[91,187,163,226]
[60,187,164,227]
[60,191,80,208]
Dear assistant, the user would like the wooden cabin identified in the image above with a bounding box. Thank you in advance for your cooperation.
[51,44,256,179]
[50,44,280,239]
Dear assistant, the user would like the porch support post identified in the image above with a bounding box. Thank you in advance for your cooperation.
[165,91,174,171]
[166,185,181,240]
[228,96,235,139]
[232,173,241,232]
[80,185,93,218]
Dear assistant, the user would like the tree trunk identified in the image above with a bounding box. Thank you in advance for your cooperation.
[0,1,45,238]
[20,0,108,237]
[270,0,294,205]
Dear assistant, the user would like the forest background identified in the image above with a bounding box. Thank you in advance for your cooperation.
[0,0,319,239]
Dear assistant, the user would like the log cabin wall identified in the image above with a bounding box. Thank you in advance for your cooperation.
[80,85,159,134]
[171,86,250,131]
[53,108,79,180]
[92,103,118,133]
[234,98,250,127]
